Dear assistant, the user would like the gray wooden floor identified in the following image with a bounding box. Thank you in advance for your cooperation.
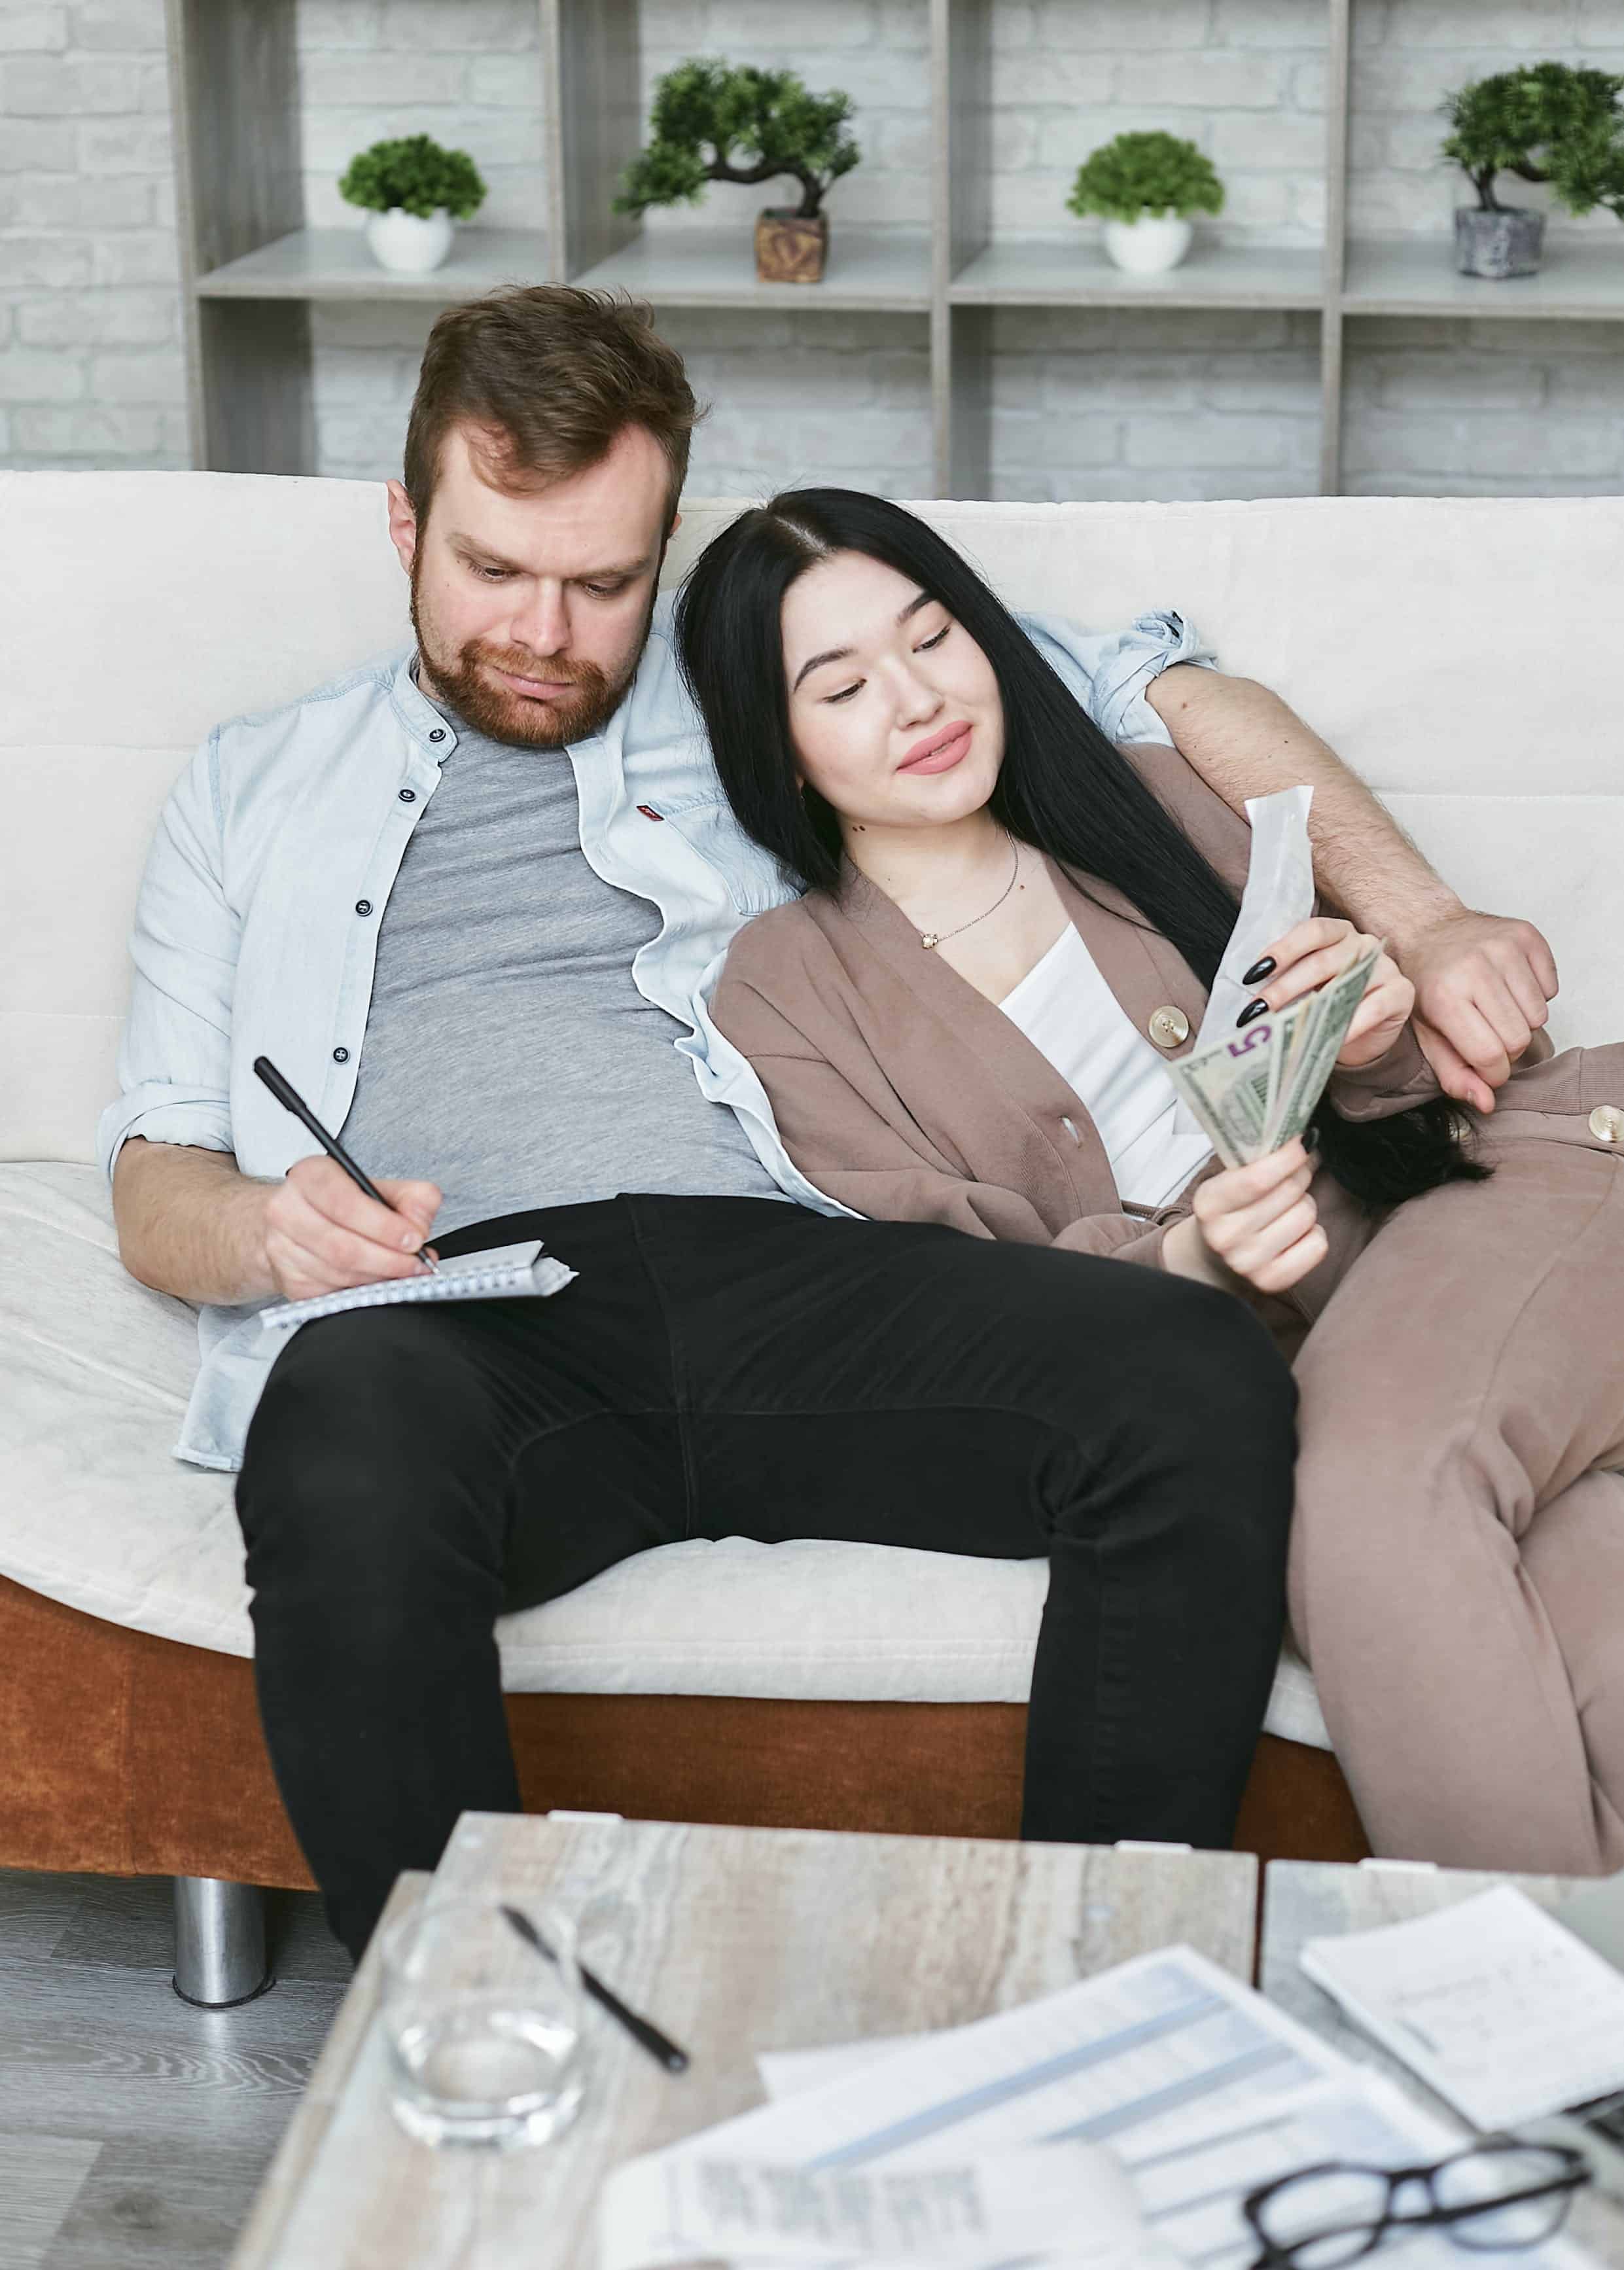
[0,1870,350,2270]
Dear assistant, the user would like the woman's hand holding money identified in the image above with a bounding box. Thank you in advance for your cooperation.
[1241,916,1413,1070]
[1165,1139,1326,1297]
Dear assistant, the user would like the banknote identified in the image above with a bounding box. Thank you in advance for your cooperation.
[1169,941,1383,1168]
[1266,940,1383,1152]
[1174,1008,1291,1169]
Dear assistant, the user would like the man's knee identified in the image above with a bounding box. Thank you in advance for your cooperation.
[237,1308,504,1589]
[1015,1251,1296,1451]
[1154,1274,1298,1445]
[1087,1272,1297,1566]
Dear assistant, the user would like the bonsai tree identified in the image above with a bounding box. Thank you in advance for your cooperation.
[1443,62,1624,220]
[339,133,487,221]
[1067,130,1225,224]
[615,60,859,222]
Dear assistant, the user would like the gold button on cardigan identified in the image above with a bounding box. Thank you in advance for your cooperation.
[1148,1004,1192,1050]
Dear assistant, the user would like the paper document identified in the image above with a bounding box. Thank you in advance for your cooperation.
[753,2015,1596,2268]
[1129,2068,1594,2269]
[1301,1883,1624,2131]
[1194,783,1316,1054]
[601,2142,1150,2269]
[605,1947,1350,2270]
[258,1239,576,1335]
[757,2038,924,2102]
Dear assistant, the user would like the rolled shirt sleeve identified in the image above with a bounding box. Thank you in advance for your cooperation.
[1017,607,1218,749]
[96,731,239,1179]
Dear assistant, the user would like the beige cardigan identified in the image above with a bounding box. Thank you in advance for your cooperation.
[711,742,1455,1357]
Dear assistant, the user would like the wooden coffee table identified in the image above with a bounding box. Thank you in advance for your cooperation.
[230,1813,1259,2269]
[1262,1858,1624,2269]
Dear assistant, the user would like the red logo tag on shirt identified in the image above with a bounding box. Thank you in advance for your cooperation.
[636,804,665,821]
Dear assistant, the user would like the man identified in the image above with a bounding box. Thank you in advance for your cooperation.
[104,287,1555,1955]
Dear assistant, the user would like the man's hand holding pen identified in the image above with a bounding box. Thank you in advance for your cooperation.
[259,1154,442,1304]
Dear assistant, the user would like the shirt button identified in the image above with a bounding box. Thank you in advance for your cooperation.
[1149,1005,1191,1050]
[355,899,372,917]
[398,787,417,803]
[1589,1105,1624,1145]
[332,1046,350,1063]
[429,728,446,743]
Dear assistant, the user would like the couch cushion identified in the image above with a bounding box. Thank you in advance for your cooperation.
[0,1162,1329,1748]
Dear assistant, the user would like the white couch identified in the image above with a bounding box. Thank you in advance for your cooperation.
[5,473,1622,1769]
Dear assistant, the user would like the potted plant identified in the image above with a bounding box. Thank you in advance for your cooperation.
[339,133,487,275]
[1067,130,1225,275]
[1443,62,1624,279]
[615,60,860,284]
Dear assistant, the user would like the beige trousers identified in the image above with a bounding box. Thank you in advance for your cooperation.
[1288,1065,1624,1875]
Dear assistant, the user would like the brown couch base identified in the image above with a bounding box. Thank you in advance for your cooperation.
[0,1571,1368,1889]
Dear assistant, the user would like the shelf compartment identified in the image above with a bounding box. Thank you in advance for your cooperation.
[567,226,933,311]
[195,227,553,303]
[1343,237,1624,321]
[949,239,1325,311]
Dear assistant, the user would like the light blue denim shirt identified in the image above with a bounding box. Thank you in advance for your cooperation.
[98,595,1214,1470]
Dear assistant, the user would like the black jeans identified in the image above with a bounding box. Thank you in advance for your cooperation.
[236,1195,1297,1956]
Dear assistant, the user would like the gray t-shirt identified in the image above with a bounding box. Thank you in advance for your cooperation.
[338,704,782,1235]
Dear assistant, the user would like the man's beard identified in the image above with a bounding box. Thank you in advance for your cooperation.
[410,564,646,749]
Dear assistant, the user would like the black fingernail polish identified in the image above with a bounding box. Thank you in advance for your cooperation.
[1236,998,1268,1027]
[1243,956,1277,985]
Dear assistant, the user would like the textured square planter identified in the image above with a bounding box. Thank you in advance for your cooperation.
[1455,205,1545,280]
[755,208,828,284]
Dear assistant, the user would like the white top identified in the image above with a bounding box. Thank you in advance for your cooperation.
[998,925,1214,1209]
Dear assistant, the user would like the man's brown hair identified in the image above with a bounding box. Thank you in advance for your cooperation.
[403,284,701,531]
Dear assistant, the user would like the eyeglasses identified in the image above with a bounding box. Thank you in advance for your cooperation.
[1243,2137,1591,2266]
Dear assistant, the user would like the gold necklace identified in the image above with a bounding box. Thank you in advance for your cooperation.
[919,838,1021,951]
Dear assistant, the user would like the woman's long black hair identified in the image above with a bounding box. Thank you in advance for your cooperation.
[675,486,1483,1209]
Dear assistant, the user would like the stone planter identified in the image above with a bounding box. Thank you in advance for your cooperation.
[1101,212,1194,275]
[755,208,828,285]
[1455,205,1544,280]
[365,206,456,274]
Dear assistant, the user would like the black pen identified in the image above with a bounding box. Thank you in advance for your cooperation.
[500,1904,690,2075]
[252,1055,438,1274]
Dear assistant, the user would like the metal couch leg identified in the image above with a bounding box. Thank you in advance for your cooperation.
[172,1875,273,2007]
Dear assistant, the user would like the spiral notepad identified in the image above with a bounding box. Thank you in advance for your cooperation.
[259,1239,577,1336]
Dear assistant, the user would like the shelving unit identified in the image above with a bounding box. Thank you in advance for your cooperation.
[164,0,1624,497]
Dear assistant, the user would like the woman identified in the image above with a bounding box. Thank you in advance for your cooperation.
[679,488,1624,1876]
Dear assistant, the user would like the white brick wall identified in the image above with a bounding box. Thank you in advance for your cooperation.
[0,0,188,469]
[309,300,935,497]
[992,0,1327,245]
[1344,317,1624,493]
[989,310,1322,504]
[297,0,546,232]
[5,0,1622,496]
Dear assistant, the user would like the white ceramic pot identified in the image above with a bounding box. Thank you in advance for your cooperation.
[1102,213,1193,275]
[364,206,455,274]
